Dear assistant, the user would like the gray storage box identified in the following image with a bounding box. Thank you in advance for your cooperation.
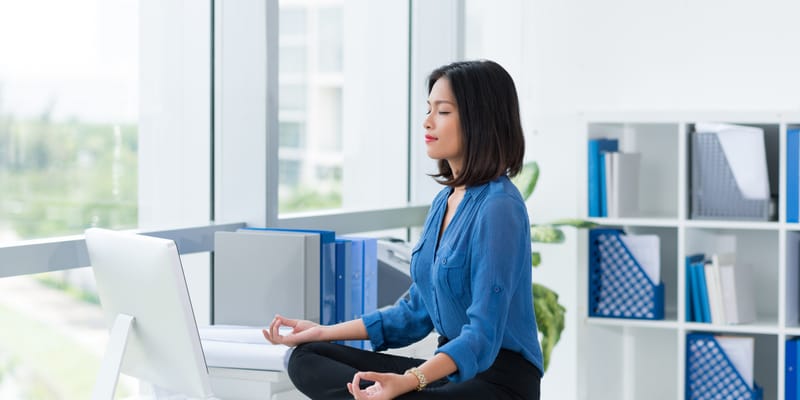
[691,132,770,220]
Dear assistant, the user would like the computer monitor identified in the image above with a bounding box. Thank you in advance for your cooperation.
[85,228,213,399]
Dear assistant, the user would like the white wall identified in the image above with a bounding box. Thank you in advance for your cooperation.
[470,0,800,398]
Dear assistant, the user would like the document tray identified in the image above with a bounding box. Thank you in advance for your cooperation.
[588,228,664,320]
[686,332,763,400]
[691,132,770,220]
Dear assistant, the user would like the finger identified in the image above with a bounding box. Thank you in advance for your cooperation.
[277,315,298,328]
[261,328,272,343]
[351,372,362,393]
[357,371,382,382]
[347,382,360,399]
[270,317,283,343]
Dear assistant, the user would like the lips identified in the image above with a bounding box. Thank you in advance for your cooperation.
[425,135,437,143]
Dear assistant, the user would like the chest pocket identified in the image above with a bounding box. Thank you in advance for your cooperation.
[436,245,470,298]
[409,238,426,282]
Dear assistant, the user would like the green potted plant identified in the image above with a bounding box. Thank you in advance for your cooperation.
[512,161,595,371]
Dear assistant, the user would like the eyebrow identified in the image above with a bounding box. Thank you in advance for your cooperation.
[426,100,456,105]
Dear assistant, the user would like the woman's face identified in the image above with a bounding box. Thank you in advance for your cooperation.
[424,77,464,173]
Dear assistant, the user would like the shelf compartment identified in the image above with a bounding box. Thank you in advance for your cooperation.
[685,331,776,400]
[684,228,779,327]
[686,123,779,222]
[787,231,800,327]
[584,325,678,400]
[588,123,679,219]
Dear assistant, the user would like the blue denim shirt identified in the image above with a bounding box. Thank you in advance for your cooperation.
[362,175,544,382]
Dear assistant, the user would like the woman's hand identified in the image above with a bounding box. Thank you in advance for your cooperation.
[346,371,419,400]
[262,314,324,347]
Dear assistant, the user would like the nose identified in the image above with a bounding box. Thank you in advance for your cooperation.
[423,113,432,130]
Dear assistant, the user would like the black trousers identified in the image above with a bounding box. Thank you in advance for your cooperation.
[287,340,541,400]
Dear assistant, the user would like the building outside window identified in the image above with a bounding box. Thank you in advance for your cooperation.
[278,0,409,215]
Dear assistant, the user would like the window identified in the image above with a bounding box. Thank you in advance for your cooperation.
[0,0,139,240]
[0,1,142,397]
[278,0,410,215]
[279,121,306,148]
[0,1,453,397]
[0,1,211,398]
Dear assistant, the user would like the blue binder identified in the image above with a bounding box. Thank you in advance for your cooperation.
[686,333,763,400]
[360,237,378,320]
[588,138,619,217]
[242,228,337,325]
[685,254,704,322]
[338,236,378,350]
[334,239,350,325]
[693,261,711,324]
[788,338,799,400]
[788,129,800,223]
[345,239,364,325]
[599,151,608,217]
[588,228,664,320]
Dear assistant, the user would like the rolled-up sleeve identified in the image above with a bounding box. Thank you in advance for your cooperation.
[363,282,434,351]
[435,194,529,382]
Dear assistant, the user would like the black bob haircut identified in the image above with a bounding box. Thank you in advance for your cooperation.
[428,60,525,188]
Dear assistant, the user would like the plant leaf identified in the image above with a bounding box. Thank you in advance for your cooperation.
[532,282,566,372]
[531,251,541,267]
[547,218,597,229]
[511,161,539,202]
[530,225,564,243]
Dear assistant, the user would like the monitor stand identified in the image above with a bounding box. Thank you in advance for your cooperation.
[92,314,135,400]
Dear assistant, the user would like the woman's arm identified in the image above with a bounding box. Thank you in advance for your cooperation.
[408,352,458,388]
[262,314,368,347]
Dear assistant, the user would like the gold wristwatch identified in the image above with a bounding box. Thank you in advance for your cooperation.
[404,367,427,391]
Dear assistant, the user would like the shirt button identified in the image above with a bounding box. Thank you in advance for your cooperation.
[442,258,447,265]
[494,286,501,293]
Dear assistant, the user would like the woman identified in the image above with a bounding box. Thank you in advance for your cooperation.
[264,60,543,400]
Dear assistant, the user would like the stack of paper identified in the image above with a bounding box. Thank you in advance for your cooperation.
[619,234,659,284]
[716,335,755,389]
[198,325,291,371]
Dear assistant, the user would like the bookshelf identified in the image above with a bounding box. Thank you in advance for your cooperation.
[578,112,800,400]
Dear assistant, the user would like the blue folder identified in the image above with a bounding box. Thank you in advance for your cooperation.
[688,257,705,323]
[685,254,704,322]
[338,236,378,350]
[788,129,800,223]
[588,228,664,320]
[599,151,608,217]
[693,261,711,324]
[788,338,799,400]
[334,239,349,325]
[588,138,619,217]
